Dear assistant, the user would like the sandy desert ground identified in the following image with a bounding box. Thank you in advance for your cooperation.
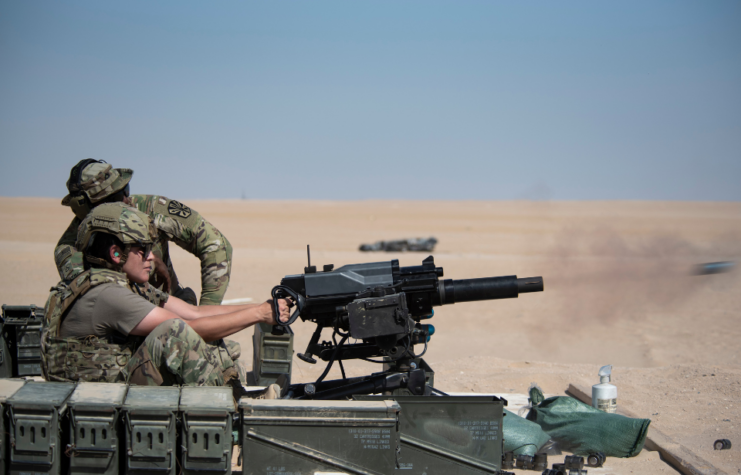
[1,197,739,474]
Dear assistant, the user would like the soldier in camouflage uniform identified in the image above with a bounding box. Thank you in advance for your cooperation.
[41,203,290,390]
[55,159,232,305]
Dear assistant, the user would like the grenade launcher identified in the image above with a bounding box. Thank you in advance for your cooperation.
[270,248,543,399]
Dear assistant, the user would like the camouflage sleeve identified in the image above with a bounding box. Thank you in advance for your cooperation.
[54,217,85,281]
[135,283,170,307]
[131,195,232,306]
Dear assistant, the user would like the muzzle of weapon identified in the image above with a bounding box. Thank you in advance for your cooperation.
[438,275,544,304]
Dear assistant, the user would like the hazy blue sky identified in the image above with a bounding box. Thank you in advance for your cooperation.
[1,1,739,200]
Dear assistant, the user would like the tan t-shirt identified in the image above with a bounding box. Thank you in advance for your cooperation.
[60,283,156,338]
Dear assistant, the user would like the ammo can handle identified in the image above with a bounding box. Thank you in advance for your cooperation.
[270,286,304,327]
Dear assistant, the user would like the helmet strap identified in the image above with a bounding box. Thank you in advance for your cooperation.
[84,255,119,271]
[119,245,130,265]
[69,194,92,220]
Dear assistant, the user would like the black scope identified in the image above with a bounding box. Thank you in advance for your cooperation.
[439,276,543,305]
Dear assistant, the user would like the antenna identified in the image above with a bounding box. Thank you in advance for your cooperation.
[304,245,316,274]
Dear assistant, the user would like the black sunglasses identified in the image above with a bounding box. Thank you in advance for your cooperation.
[132,241,153,258]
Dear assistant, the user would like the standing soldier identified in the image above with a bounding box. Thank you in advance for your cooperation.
[54,159,232,305]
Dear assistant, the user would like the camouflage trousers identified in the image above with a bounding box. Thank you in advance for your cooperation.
[122,319,244,386]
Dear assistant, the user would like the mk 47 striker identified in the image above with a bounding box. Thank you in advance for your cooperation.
[272,251,543,390]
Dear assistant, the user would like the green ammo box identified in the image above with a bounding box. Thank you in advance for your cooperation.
[248,323,293,386]
[0,379,26,475]
[355,395,504,474]
[6,381,76,475]
[179,386,235,475]
[1,305,45,377]
[122,386,180,475]
[240,399,401,475]
[67,382,128,475]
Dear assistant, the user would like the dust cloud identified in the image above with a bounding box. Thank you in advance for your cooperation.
[543,227,740,327]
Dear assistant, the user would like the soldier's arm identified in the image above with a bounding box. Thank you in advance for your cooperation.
[163,296,260,320]
[54,217,85,281]
[130,299,289,341]
[136,196,233,306]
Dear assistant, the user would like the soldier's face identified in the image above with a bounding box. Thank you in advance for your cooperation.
[122,245,154,284]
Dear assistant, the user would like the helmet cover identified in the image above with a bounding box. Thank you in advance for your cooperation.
[76,202,155,254]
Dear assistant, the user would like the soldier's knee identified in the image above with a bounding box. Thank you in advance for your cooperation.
[223,339,241,360]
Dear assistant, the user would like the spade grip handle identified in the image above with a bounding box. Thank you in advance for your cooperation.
[270,285,305,327]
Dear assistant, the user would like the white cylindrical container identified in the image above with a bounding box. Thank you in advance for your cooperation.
[592,364,617,413]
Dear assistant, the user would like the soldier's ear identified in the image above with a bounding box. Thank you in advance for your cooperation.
[110,245,123,264]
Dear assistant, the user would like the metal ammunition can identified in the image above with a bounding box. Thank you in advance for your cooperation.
[122,386,180,474]
[248,323,293,386]
[1,305,45,377]
[67,382,128,475]
[0,379,27,475]
[240,399,401,475]
[356,395,504,474]
[6,381,76,475]
[179,386,235,475]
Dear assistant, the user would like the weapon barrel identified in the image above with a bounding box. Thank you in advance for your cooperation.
[440,276,543,304]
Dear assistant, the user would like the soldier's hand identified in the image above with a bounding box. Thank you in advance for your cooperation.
[275,298,291,324]
[150,254,172,293]
[263,298,291,324]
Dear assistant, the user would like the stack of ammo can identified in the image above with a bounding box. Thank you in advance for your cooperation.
[0,379,506,475]
[0,380,236,475]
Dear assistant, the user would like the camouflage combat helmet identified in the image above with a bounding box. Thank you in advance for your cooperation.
[61,159,134,219]
[76,202,156,269]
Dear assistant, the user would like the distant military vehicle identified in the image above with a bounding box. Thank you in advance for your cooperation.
[359,237,438,252]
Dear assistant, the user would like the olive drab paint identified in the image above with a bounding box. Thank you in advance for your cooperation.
[247,323,294,387]
[67,383,128,475]
[241,399,402,475]
[355,395,505,474]
[122,386,180,475]
[179,386,235,475]
[6,381,76,475]
[0,379,26,475]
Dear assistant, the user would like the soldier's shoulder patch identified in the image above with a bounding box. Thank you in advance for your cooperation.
[167,200,192,219]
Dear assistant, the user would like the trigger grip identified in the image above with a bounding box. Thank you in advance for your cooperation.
[271,285,304,327]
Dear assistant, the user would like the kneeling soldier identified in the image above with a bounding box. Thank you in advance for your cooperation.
[41,202,289,395]
[56,158,232,305]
